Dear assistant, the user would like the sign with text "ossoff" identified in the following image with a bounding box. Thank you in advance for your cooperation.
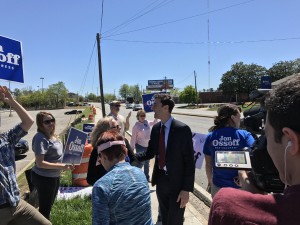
[0,35,24,83]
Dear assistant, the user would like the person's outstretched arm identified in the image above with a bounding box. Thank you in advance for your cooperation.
[0,86,34,132]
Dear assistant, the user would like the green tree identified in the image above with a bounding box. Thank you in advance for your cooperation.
[179,85,196,104]
[104,93,115,103]
[46,82,68,108]
[87,93,97,101]
[218,62,267,96]
[132,84,141,103]
[268,58,300,82]
[119,84,130,100]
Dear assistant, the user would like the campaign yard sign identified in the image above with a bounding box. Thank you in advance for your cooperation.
[192,132,207,169]
[62,127,88,165]
[82,123,95,144]
[0,35,24,83]
[142,92,166,113]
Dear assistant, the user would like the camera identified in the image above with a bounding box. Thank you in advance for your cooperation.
[242,89,285,193]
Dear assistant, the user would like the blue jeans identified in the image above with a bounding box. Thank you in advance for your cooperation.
[135,144,150,180]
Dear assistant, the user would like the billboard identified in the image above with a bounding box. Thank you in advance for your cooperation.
[147,79,174,90]
[0,35,24,83]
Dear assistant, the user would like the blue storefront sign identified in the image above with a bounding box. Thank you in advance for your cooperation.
[142,92,166,112]
[0,35,24,83]
[260,76,272,89]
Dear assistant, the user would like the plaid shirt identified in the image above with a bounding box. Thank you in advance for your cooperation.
[0,124,27,207]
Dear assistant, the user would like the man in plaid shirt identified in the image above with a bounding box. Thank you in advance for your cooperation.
[0,86,51,225]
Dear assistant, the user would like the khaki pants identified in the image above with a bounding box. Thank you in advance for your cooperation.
[0,199,51,225]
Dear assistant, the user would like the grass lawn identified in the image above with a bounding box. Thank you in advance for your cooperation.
[51,171,93,224]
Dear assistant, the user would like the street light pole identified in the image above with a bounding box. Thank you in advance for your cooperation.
[40,77,44,93]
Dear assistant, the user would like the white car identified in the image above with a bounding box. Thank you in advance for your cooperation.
[132,104,143,111]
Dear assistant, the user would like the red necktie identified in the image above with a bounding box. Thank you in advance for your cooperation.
[159,125,165,169]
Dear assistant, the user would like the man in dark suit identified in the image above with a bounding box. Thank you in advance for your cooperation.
[136,94,195,225]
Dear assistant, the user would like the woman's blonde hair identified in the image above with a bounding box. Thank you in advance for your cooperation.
[90,117,114,148]
[136,109,146,120]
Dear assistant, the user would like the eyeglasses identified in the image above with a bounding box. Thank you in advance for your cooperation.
[43,119,55,125]
[140,115,146,118]
[114,105,121,108]
[111,125,120,129]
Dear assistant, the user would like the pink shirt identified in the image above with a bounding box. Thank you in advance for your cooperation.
[130,120,157,149]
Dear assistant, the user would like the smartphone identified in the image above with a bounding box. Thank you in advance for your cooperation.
[215,151,252,170]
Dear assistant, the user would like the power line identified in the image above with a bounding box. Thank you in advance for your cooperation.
[102,0,174,37]
[102,36,300,45]
[79,40,96,96]
[102,0,256,39]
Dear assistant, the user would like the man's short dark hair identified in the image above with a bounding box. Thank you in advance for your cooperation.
[266,75,300,143]
[154,94,175,113]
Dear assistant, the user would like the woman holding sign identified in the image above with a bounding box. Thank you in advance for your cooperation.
[31,112,75,220]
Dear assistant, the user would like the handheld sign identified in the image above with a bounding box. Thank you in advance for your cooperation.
[62,127,88,165]
[0,35,24,83]
[82,123,95,144]
[142,92,166,113]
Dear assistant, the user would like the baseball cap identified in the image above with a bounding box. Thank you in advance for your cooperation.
[110,100,121,106]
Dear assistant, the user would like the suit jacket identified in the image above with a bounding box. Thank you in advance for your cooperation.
[136,119,195,194]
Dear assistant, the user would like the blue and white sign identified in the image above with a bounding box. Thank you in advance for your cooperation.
[0,35,24,83]
[142,92,166,112]
[192,132,207,169]
[83,123,95,144]
[62,127,88,165]
[261,76,272,89]
[82,123,95,133]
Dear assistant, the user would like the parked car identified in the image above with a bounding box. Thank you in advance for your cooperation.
[64,110,83,115]
[126,103,133,109]
[15,139,29,156]
[132,104,143,111]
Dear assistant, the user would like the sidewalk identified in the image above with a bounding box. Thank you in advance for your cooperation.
[93,106,212,225]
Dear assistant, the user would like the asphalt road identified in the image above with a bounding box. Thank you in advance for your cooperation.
[0,108,83,175]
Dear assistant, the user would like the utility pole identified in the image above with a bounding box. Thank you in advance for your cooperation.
[164,76,167,92]
[40,77,44,93]
[96,33,106,117]
[194,70,198,107]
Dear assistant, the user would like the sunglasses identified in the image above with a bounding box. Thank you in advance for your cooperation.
[140,115,146,118]
[43,119,55,125]
[111,125,120,129]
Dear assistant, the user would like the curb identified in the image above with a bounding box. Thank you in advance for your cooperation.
[193,183,212,207]
[172,112,215,118]
[16,158,35,179]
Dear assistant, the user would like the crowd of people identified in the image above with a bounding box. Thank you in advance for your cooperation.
[1,75,300,225]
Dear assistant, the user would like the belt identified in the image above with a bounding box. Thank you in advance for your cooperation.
[0,202,10,209]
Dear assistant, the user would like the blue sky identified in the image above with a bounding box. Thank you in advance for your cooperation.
[1,0,299,97]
